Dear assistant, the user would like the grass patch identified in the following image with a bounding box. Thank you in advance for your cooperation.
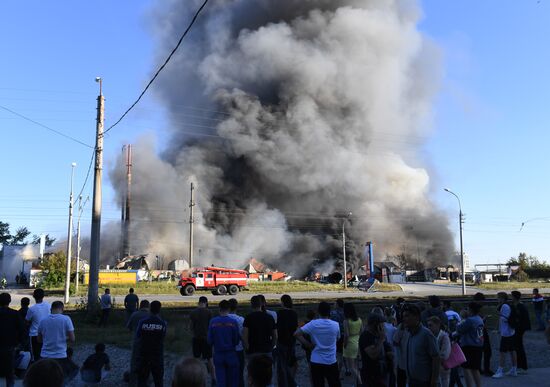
[370,282,402,292]
[473,282,546,291]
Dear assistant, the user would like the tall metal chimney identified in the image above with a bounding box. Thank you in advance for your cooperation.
[120,144,132,258]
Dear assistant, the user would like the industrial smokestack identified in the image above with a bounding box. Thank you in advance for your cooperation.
[120,144,132,258]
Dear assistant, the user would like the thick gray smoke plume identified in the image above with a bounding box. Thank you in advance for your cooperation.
[109,0,454,274]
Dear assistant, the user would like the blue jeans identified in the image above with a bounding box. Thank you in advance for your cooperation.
[214,351,239,387]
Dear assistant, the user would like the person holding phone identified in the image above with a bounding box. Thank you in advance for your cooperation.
[359,313,393,387]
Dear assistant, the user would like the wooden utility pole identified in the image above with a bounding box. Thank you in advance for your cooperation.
[188,182,195,269]
[88,77,104,310]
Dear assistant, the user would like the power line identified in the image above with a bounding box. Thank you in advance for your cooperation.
[76,149,96,199]
[103,0,209,136]
[0,104,94,149]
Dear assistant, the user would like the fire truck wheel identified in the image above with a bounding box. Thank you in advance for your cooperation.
[181,285,195,296]
[228,285,239,295]
[216,285,227,295]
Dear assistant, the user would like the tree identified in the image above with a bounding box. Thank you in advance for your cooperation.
[40,251,75,287]
[11,227,31,245]
[0,221,10,245]
[31,234,56,247]
[0,222,33,245]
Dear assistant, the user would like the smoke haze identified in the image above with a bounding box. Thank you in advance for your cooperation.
[108,0,454,274]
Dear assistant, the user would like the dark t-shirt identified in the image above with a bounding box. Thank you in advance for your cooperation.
[517,303,531,332]
[124,294,139,311]
[359,330,391,379]
[82,352,110,381]
[190,308,212,339]
[277,309,298,347]
[244,311,276,354]
[136,315,167,357]
[0,307,25,348]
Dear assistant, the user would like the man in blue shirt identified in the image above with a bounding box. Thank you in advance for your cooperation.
[208,299,240,387]
[135,301,166,387]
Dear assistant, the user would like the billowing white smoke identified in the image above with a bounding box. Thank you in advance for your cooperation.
[108,0,454,274]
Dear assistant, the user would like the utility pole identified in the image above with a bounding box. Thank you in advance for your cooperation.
[75,195,89,293]
[459,209,465,295]
[188,182,195,269]
[342,211,352,289]
[88,77,104,310]
[120,144,132,258]
[342,222,347,289]
[64,162,76,304]
[444,188,466,296]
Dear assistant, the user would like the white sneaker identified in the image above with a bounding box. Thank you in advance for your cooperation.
[517,369,528,375]
[492,370,505,378]
[506,368,518,377]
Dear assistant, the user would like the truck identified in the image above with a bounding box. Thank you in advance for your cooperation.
[178,266,248,296]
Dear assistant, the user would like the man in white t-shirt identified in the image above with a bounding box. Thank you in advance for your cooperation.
[37,301,75,367]
[493,292,517,378]
[25,288,51,361]
[295,301,341,387]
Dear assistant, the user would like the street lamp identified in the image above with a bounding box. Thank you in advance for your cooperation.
[64,162,77,303]
[444,188,466,296]
[342,212,352,289]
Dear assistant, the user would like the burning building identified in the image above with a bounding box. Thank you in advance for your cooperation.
[107,0,454,276]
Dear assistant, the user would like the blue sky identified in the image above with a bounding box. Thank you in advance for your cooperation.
[1,0,549,267]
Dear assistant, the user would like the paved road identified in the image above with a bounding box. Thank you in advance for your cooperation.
[6,282,550,306]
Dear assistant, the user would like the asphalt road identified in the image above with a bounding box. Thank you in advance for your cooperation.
[5,282,550,306]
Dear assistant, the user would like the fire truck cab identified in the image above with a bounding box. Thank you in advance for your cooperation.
[178,266,248,296]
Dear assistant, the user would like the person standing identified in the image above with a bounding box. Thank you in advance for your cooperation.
[421,296,449,330]
[208,300,240,387]
[228,298,245,387]
[276,294,298,387]
[37,301,75,378]
[0,293,25,387]
[330,299,346,375]
[19,297,30,321]
[426,316,451,387]
[359,313,392,387]
[135,300,167,387]
[511,290,530,373]
[25,288,51,361]
[472,292,492,377]
[456,302,483,387]
[398,304,440,387]
[295,301,341,387]
[243,295,277,357]
[124,288,139,322]
[126,299,150,387]
[443,300,461,333]
[190,296,215,384]
[99,288,112,327]
[343,303,362,385]
[532,288,545,331]
[127,300,150,333]
[493,292,517,378]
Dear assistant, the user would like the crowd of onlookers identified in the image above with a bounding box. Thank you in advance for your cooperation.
[1,286,550,386]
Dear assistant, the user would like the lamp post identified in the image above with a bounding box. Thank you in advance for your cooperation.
[64,162,77,304]
[342,212,352,289]
[444,188,466,296]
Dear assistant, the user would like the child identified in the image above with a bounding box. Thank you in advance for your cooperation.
[81,343,111,385]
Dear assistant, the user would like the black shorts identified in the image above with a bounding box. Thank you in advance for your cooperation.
[500,336,516,352]
[461,346,482,370]
[192,337,212,359]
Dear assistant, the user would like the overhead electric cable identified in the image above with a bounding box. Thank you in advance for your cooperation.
[76,150,96,199]
[103,0,209,136]
[0,104,93,148]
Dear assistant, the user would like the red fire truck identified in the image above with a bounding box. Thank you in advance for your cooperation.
[178,266,249,296]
